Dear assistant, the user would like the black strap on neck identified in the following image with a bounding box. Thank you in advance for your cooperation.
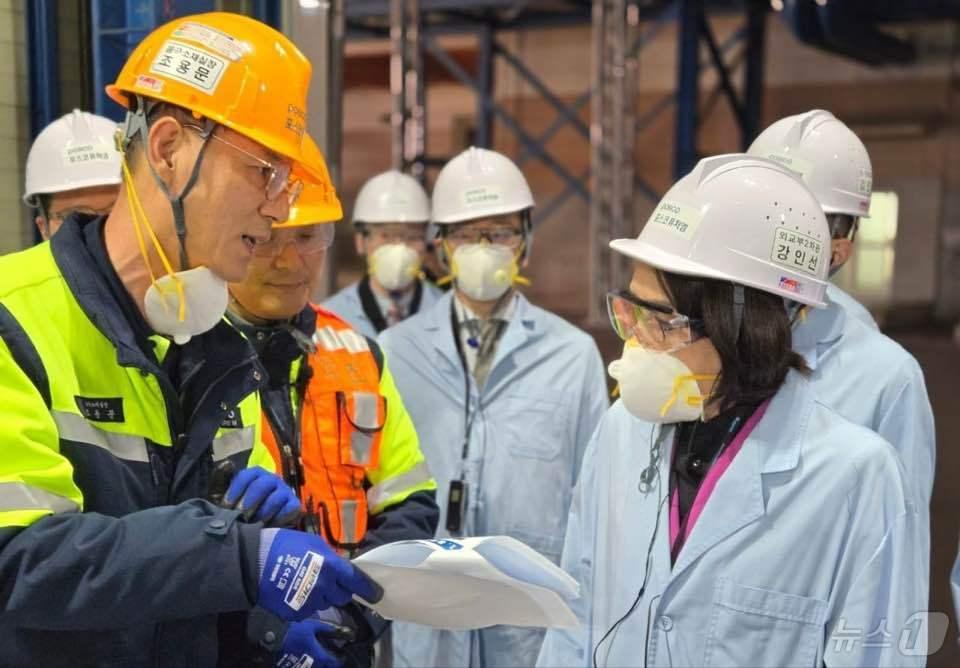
[358,275,388,333]
[122,99,215,270]
[357,275,424,333]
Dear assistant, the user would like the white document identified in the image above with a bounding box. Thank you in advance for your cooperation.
[353,536,580,630]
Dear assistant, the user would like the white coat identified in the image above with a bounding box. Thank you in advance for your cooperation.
[538,370,926,668]
[380,291,609,667]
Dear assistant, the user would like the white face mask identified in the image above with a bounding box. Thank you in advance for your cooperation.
[369,243,421,291]
[607,343,716,423]
[452,243,518,302]
[143,266,229,345]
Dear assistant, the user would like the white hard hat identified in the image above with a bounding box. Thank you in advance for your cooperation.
[353,170,430,224]
[747,109,872,218]
[611,154,830,308]
[23,109,122,206]
[431,147,534,224]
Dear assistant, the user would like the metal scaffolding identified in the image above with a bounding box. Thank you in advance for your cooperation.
[589,1,639,324]
[359,1,769,322]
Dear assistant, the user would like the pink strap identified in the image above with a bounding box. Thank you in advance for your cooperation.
[668,399,771,554]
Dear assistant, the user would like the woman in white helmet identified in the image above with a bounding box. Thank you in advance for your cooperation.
[322,170,442,338]
[380,147,608,668]
[749,110,934,570]
[23,109,122,239]
[537,155,924,668]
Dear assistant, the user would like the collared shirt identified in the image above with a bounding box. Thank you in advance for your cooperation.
[452,292,517,389]
[374,285,416,327]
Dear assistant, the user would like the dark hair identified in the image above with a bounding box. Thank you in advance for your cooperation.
[659,271,808,410]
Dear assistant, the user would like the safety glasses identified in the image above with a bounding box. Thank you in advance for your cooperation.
[606,290,705,352]
[443,224,524,248]
[184,124,303,206]
[254,224,335,258]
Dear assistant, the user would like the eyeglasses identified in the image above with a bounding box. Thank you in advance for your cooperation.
[606,290,705,352]
[444,225,523,248]
[50,205,114,220]
[827,213,859,242]
[365,228,427,245]
[254,224,335,258]
[184,124,303,206]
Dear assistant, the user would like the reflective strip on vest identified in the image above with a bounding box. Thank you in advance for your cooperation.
[340,499,359,545]
[349,392,379,465]
[52,410,149,463]
[313,326,370,354]
[0,481,80,514]
[212,424,256,462]
[366,461,433,510]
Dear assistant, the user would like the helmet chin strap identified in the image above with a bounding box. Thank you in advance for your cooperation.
[120,96,216,271]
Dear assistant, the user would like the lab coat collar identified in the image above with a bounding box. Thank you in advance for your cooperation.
[668,370,813,578]
[419,291,539,391]
[791,297,846,371]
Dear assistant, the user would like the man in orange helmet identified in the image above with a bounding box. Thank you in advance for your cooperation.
[226,180,439,666]
[0,13,380,667]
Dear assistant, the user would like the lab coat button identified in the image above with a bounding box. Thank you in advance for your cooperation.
[658,615,673,631]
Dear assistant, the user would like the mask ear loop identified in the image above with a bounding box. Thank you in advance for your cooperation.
[117,130,187,323]
[123,96,215,271]
[658,373,717,417]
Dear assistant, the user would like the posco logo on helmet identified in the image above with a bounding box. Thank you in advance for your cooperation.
[286,104,306,139]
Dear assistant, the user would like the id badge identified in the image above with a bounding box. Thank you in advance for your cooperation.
[445,479,468,534]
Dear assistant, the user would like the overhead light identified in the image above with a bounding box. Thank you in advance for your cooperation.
[299,0,322,9]
[770,0,784,11]
[815,0,828,5]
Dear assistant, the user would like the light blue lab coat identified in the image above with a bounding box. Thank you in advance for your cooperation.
[953,549,960,636]
[321,278,443,340]
[380,291,609,668]
[793,294,935,507]
[826,283,878,330]
[538,371,926,668]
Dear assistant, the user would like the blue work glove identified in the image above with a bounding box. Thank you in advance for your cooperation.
[275,618,355,668]
[258,528,383,623]
[225,466,301,527]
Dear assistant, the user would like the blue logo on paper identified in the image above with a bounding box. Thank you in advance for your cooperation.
[430,539,464,551]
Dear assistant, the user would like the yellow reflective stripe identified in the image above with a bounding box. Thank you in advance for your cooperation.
[212,424,256,462]
[366,460,434,512]
[52,410,149,463]
[0,481,79,514]
[0,508,56,528]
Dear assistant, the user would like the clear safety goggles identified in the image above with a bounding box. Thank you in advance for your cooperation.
[184,124,303,206]
[443,223,524,249]
[254,224,335,258]
[606,290,705,353]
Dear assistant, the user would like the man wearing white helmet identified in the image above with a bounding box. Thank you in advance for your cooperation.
[23,109,122,239]
[538,155,925,667]
[749,111,935,523]
[380,147,608,668]
[322,170,442,338]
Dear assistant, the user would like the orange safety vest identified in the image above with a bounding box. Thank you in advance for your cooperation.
[261,305,386,549]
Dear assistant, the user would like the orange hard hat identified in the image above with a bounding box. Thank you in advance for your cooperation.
[106,12,327,185]
[275,134,343,227]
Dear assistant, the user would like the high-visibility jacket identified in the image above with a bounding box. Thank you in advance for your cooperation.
[260,305,436,551]
[0,219,272,667]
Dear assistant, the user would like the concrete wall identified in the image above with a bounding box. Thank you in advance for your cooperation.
[0,0,29,254]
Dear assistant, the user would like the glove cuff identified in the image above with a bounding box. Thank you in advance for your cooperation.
[258,528,280,578]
